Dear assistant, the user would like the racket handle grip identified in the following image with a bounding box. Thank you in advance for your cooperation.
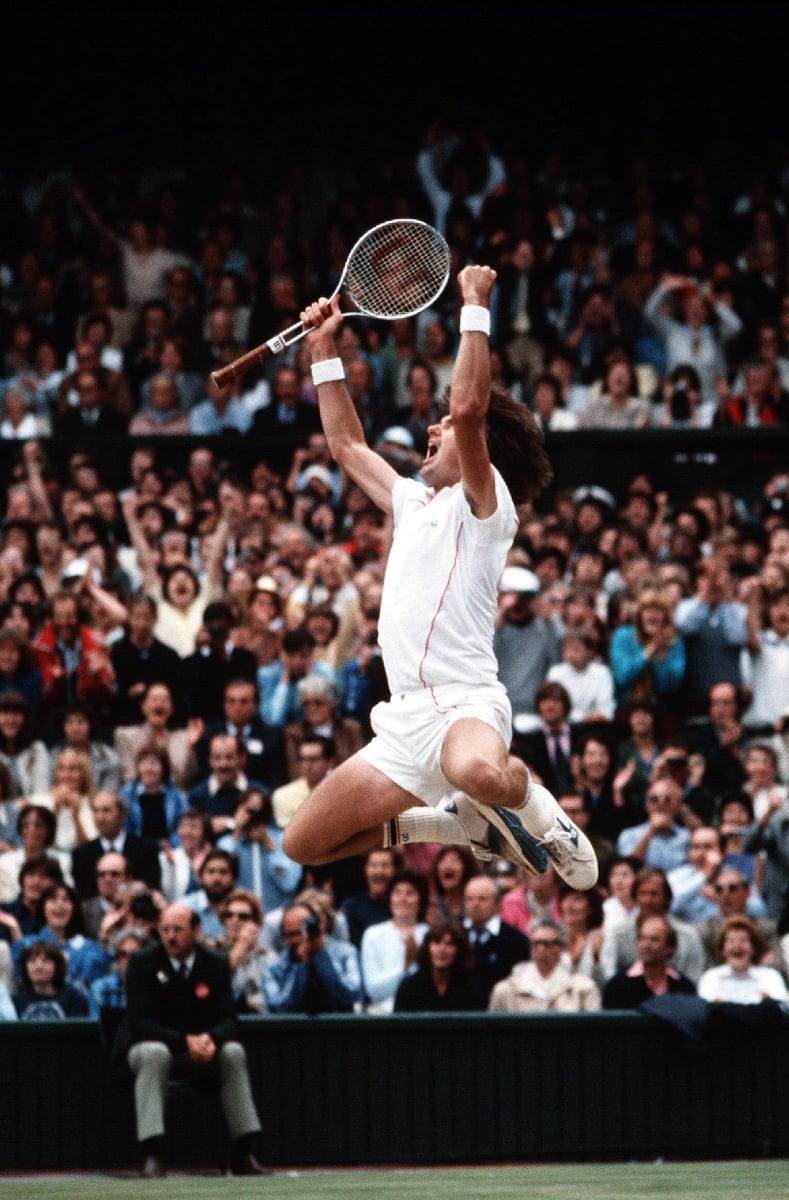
[210,318,308,388]
[211,342,275,389]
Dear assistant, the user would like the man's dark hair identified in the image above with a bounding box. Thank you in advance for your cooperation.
[282,627,316,654]
[202,601,234,627]
[224,677,259,701]
[300,734,336,761]
[18,853,64,887]
[440,383,552,506]
[535,680,572,717]
[200,848,239,881]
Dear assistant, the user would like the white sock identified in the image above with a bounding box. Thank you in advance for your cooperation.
[383,807,469,849]
[517,780,559,836]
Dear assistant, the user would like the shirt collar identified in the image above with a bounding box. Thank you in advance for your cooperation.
[627,960,680,980]
[169,953,196,975]
[208,772,248,795]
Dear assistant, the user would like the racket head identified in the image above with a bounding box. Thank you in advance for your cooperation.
[342,219,450,320]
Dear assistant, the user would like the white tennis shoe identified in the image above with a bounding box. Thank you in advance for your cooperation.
[519,780,599,890]
[449,781,598,889]
[447,794,549,876]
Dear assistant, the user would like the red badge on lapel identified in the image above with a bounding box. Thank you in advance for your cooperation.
[194,982,210,999]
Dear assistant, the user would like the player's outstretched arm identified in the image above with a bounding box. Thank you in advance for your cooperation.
[450,265,498,520]
[302,297,397,516]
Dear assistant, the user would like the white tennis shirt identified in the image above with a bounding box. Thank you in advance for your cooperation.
[378,469,518,694]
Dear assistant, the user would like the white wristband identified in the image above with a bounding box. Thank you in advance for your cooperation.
[459,304,491,336]
[311,357,345,386]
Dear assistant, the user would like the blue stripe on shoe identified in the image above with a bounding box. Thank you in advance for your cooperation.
[486,823,503,857]
[492,806,549,872]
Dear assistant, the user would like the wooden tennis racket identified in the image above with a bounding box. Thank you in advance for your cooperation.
[211,219,450,388]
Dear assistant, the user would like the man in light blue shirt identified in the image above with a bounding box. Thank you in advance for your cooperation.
[189,375,252,437]
[617,779,690,874]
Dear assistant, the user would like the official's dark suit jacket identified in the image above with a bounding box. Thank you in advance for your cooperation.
[116,941,239,1061]
[71,834,161,899]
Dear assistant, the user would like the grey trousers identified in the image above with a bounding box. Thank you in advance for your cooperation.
[127,1040,262,1143]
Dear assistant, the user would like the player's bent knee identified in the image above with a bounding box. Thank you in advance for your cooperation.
[463,757,509,806]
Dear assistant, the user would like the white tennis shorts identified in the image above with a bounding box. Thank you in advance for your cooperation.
[358,681,513,807]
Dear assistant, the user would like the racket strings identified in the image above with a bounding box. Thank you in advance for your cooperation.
[344,221,449,318]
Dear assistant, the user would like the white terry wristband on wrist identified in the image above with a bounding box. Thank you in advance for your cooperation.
[459,304,491,336]
[311,357,345,386]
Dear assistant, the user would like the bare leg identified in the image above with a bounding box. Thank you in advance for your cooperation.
[282,754,421,865]
[440,716,598,888]
[439,717,528,807]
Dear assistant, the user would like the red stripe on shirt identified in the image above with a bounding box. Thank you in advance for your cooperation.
[418,520,464,689]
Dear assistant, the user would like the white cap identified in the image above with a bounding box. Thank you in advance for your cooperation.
[573,484,615,511]
[379,426,414,450]
[499,566,540,594]
[61,557,90,581]
[300,465,333,491]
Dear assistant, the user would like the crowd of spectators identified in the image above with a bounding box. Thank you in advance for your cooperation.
[0,120,788,1028]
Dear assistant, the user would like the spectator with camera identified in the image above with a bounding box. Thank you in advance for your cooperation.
[262,899,361,1014]
[675,562,749,718]
[217,788,302,914]
[655,365,715,428]
[644,273,743,404]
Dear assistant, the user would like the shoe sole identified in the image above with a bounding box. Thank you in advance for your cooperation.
[466,797,548,875]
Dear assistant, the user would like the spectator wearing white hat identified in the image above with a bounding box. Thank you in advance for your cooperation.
[374,426,421,480]
[494,565,561,720]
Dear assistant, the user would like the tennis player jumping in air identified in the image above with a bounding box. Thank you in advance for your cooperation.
[282,265,598,890]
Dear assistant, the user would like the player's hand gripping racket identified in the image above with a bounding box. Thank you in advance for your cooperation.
[211,219,450,388]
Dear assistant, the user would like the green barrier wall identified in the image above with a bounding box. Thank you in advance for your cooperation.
[2,1013,788,1170]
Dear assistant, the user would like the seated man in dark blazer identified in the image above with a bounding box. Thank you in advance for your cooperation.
[72,791,160,900]
[462,874,531,1002]
[251,363,321,438]
[117,902,268,1178]
[53,367,128,434]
